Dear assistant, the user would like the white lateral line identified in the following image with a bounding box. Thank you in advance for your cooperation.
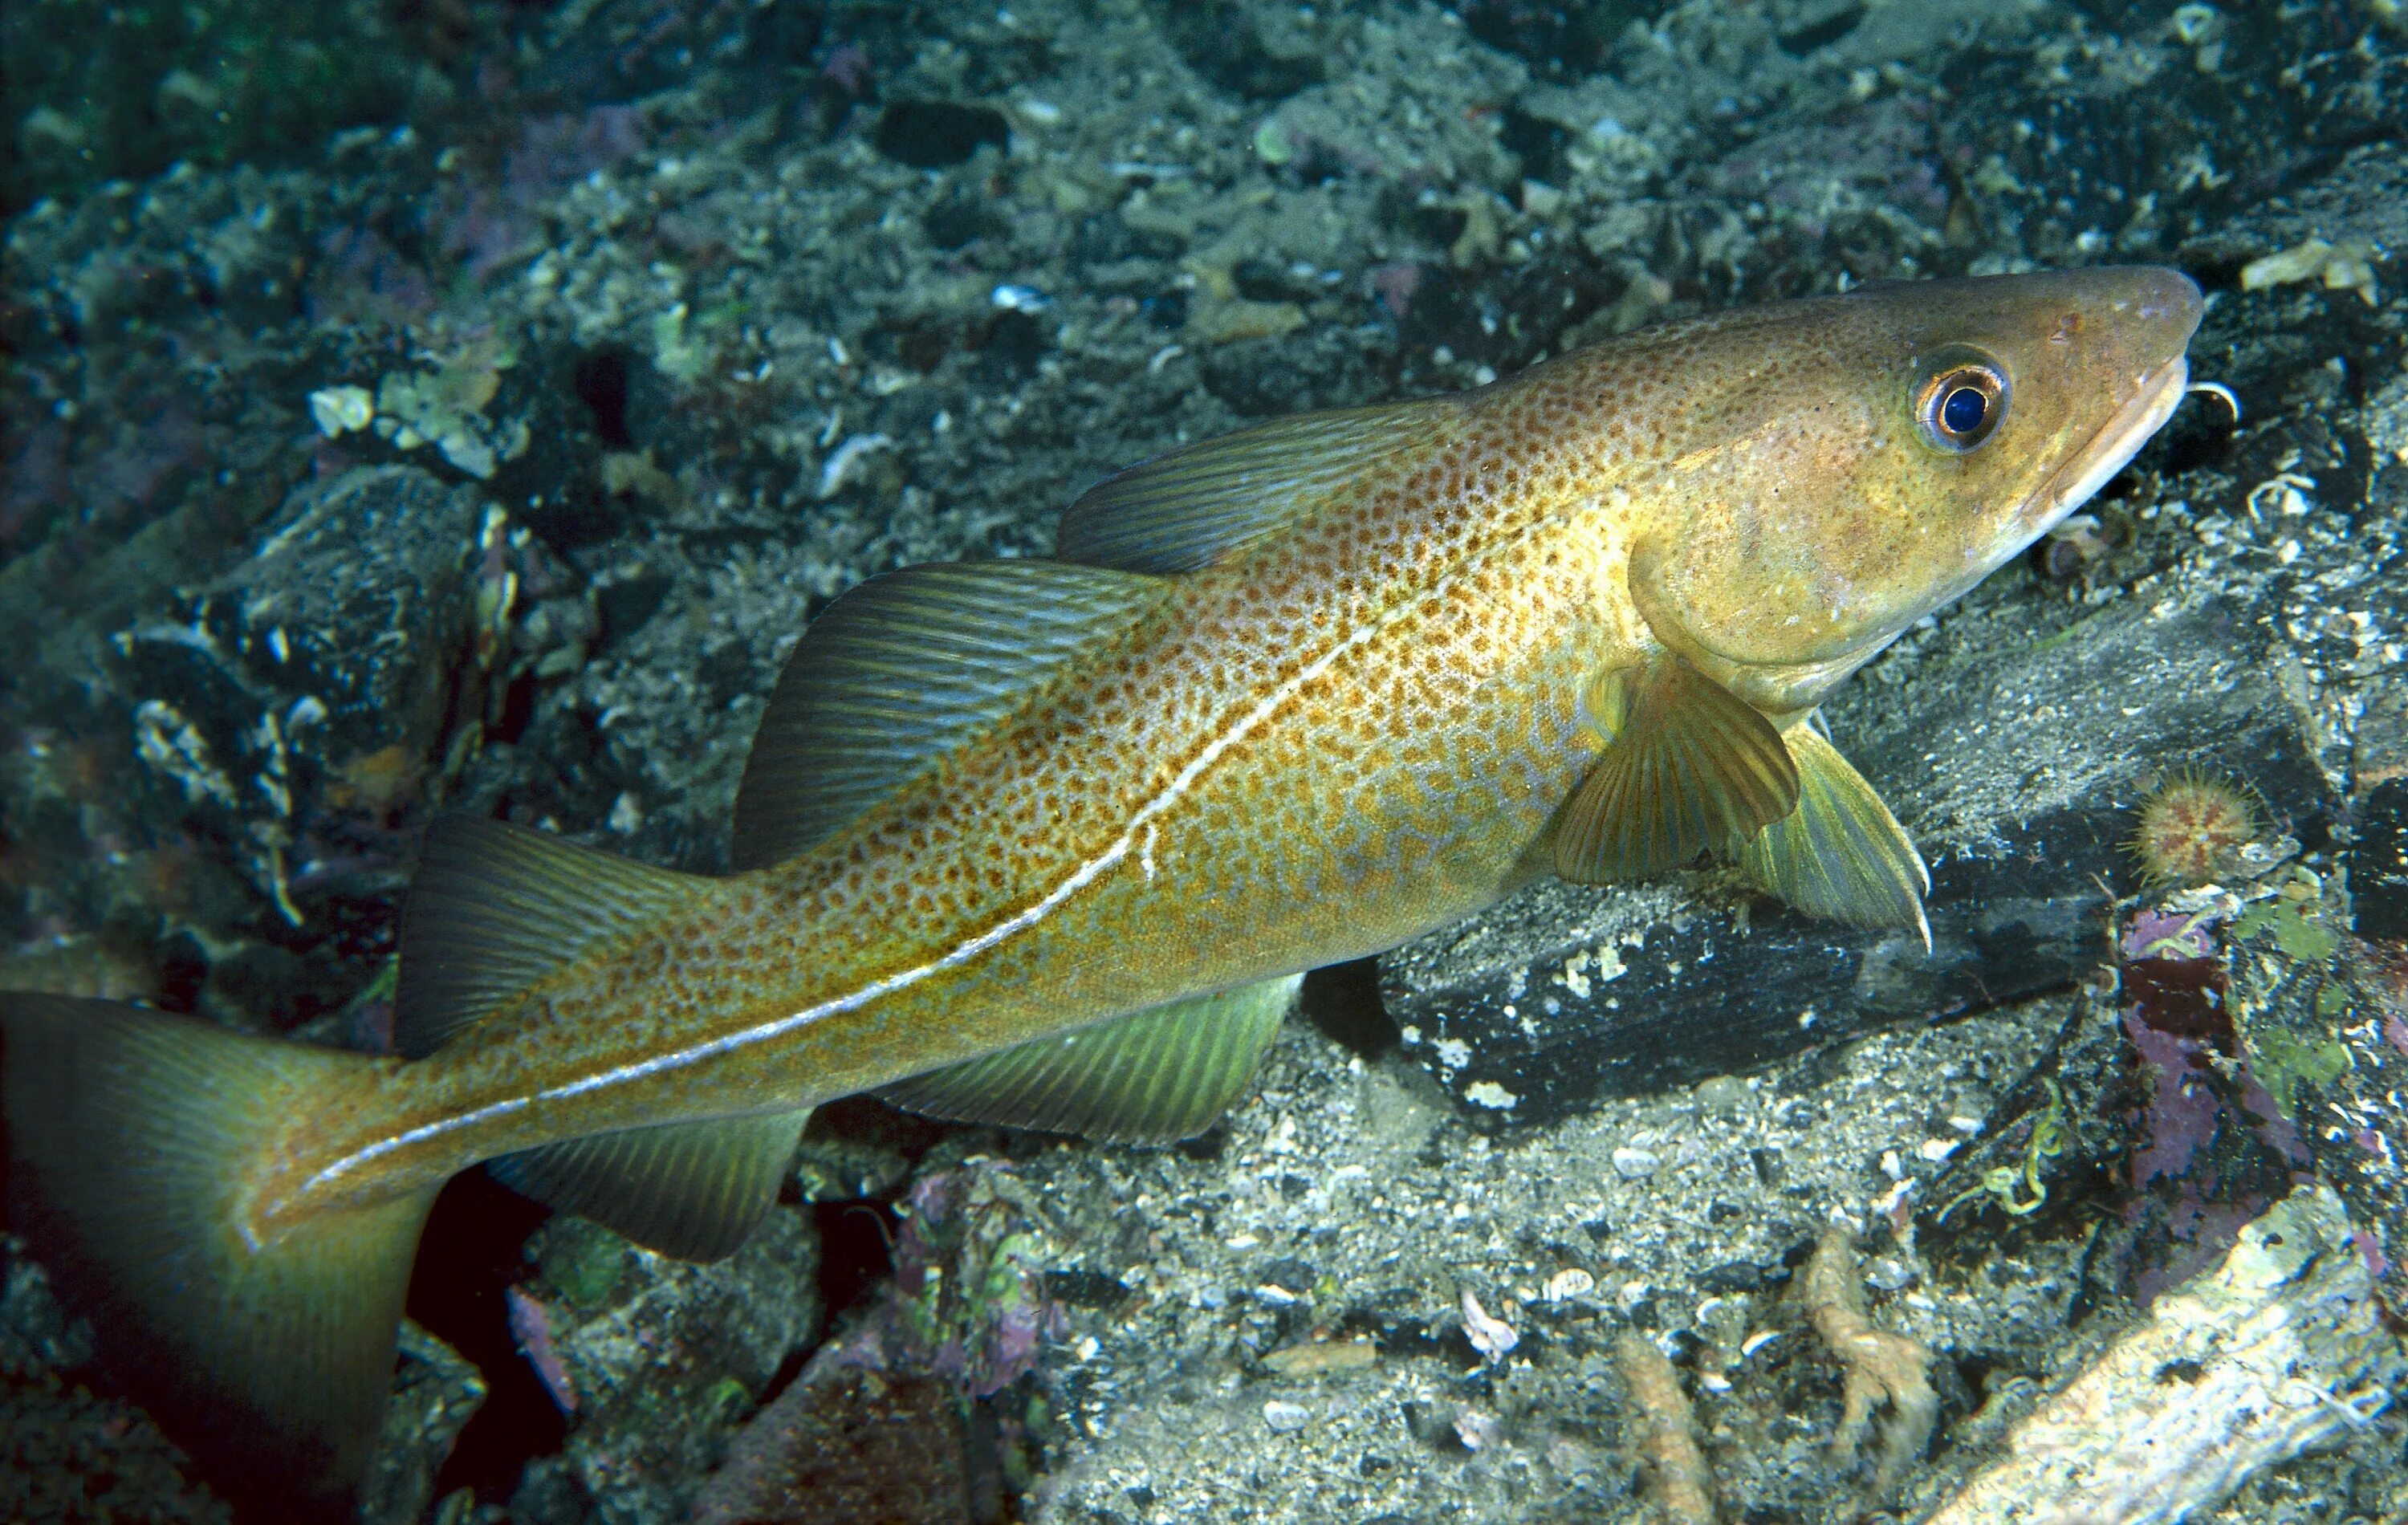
[309,523,1545,1191]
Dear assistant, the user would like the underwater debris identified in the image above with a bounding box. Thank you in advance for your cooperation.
[1926,1185,2400,1524]
[368,334,530,481]
[2239,237,2382,306]
[1459,1288,1519,1364]
[1800,1226,1937,1496]
[1261,1336,1377,1378]
[1934,1077,2070,1223]
[890,1166,1068,1401]
[1613,1327,1717,1525]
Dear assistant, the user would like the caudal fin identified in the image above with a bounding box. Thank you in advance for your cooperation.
[1,994,430,1519]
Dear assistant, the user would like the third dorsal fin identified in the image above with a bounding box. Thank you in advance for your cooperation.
[397,815,701,1059]
[1056,398,1461,574]
[730,559,1168,872]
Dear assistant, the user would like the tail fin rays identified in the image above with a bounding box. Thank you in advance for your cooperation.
[2,994,427,1519]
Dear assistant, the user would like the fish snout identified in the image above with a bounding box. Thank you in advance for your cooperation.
[2129,264,2204,325]
[2108,264,2206,364]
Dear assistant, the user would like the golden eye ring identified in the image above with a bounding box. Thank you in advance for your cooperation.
[1914,355,2009,453]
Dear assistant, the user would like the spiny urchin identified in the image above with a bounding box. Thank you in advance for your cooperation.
[2130,770,2260,888]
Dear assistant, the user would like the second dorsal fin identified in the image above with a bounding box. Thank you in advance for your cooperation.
[1056,398,1460,574]
[730,559,1167,871]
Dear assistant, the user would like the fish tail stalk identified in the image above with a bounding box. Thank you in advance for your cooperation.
[1,992,425,1520]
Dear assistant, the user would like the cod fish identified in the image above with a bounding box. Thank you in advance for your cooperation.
[2,266,2200,1515]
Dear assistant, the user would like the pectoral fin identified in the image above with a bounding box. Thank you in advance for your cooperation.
[877,974,1299,1144]
[1553,657,1800,885]
[1737,722,1930,945]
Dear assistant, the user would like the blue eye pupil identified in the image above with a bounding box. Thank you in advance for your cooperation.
[1941,384,1987,434]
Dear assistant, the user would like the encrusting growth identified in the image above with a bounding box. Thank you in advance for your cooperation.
[1802,1225,1939,1495]
[1613,1327,1719,1525]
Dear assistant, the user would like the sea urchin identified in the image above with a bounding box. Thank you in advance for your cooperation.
[2131,771,2260,887]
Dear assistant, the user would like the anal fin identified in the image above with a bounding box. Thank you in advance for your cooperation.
[1738,722,1930,944]
[490,1108,811,1263]
[1554,656,1800,885]
[877,974,1300,1145]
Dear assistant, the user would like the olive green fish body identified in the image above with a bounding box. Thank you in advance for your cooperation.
[314,352,1689,1205]
[0,268,2203,1514]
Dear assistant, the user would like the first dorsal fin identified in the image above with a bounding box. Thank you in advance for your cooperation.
[1056,398,1460,574]
[1553,657,1800,885]
[877,974,1299,1145]
[397,816,701,1059]
[730,559,1166,871]
[488,1108,811,1262]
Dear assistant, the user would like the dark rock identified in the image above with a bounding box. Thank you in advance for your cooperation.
[518,1206,822,1525]
[1696,1259,1775,1294]
[1381,596,2341,1127]
[1452,0,1625,77]
[873,102,1011,169]
[362,1322,487,1525]
[1258,1256,1320,1295]
[1776,3,1867,55]
[1154,1,1327,100]
[2352,779,2408,942]
[113,465,494,947]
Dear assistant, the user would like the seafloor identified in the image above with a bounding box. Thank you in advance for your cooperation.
[3,0,2408,1521]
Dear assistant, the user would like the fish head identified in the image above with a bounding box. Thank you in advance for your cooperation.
[1623,266,2202,713]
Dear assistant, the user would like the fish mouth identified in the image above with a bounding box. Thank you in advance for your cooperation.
[2022,351,2191,538]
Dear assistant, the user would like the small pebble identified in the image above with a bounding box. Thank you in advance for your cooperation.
[1611,1146,1661,1179]
[1262,1399,1311,1434]
[1461,1290,1519,1360]
[1694,1075,1749,1114]
[1454,1409,1503,1450]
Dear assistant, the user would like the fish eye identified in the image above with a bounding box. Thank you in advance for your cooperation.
[1914,354,2007,453]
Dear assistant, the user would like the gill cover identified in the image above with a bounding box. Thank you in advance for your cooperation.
[1625,266,2201,714]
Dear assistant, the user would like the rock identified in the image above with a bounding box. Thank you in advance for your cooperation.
[113,465,495,941]
[514,1206,821,1525]
[1382,592,2341,1128]
[361,1321,487,1525]
[690,1354,984,1525]
[1926,1184,2404,1523]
